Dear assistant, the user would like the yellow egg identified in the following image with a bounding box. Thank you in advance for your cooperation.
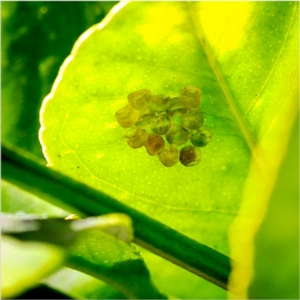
[149,95,171,112]
[158,144,179,167]
[128,89,152,110]
[115,104,139,128]
[124,127,148,149]
[179,85,201,108]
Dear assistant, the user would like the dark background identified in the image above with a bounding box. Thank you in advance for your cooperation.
[2,2,117,158]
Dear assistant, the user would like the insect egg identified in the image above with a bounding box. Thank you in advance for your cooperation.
[167,97,189,117]
[128,89,152,110]
[166,124,189,146]
[157,144,179,167]
[149,95,171,112]
[190,125,212,147]
[179,85,202,108]
[115,104,139,128]
[144,134,165,155]
[179,145,201,167]
[136,108,155,129]
[151,114,172,135]
[124,127,148,149]
[181,109,204,130]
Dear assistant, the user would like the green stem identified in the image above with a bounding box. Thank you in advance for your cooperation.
[2,142,233,290]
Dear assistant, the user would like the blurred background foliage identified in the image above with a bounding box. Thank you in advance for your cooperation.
[2,1,116,157]
[1,3,122,298]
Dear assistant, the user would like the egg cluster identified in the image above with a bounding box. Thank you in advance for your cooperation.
[115,86,212,167]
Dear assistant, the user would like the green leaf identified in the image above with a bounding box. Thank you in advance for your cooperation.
[2,143,231,295]
[67,228,166,299]
[2,213,165,299]
[1,235,65,298]
[44,267,127,299]
[39,2,298,297]
[2,180,69,217]
[1,1,116,157]
[37,2,298,293]
[248,116,299,299]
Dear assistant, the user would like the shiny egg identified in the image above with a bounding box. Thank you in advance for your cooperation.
[115,104,139,128]
[179,145,201,167]
[166,124,189,146]
[144,134,165,155]
[190,125,212,147]
[128,89,152,110]
[157,144,179,167]
[181,109,204,130]
[179,85,201,108]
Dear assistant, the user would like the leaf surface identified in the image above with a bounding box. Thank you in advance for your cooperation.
[2,212,165,299]
[248,116,299,299]
[1,235,64,298]
[40,2,299,297]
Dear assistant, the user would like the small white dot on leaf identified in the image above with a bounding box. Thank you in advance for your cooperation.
[97,153,105,159]
[105,122,118,129]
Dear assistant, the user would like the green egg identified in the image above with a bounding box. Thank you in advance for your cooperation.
[157,144,179,167]
[128,89,152,110]
[179,85,202,109]
[144,134,165,156]
[124,127,148,149]
[179,145,201,167]
[181,109,204,130]
[190,125,212,147]
[115,104,139,128]
[167,97,189,117]
[166,124,189,146]
[149,95,171,112]
[151,114,172,135]
[136,108,155,129]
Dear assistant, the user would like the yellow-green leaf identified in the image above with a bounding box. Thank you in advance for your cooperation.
[1,235,64,298]
[39,2,299,297]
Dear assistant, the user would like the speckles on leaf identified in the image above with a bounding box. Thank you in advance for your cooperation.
[181,109,204,130]
[180,145,201,167]
[144,134,165,155]
[115,104,139,128]
[179,85,202,108]
[127,89,152,110]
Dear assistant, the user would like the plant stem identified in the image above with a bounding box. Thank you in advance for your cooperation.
[2,142,233,290]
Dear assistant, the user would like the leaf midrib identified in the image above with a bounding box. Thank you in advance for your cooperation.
[186,2,266,173]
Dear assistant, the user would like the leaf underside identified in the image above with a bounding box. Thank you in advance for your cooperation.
[39,2,299,298]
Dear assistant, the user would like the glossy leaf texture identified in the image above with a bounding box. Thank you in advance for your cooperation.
[40,2,299,298]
